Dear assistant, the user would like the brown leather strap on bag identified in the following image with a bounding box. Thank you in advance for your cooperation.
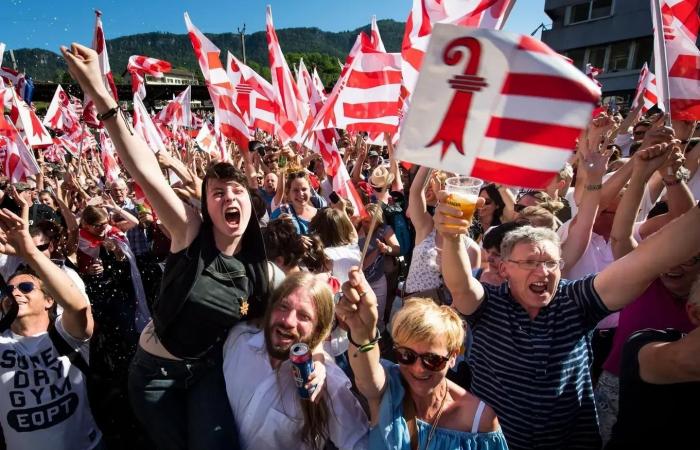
[401,377,418,450]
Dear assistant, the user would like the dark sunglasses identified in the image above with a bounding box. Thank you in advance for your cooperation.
[394,346,451,372]
[286,171,307,180]
[36,243,50,252]
[4,282,36,296]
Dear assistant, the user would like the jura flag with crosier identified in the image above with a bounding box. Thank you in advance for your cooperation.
[397,25,600,188]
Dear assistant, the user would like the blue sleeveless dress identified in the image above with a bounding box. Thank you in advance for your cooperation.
[370,362,509,450]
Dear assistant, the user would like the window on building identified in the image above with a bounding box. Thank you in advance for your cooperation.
[632,37,653,70]
[591,0,613,20]
[567,0,614,25]
[587,45,607,69]
[567,48,587,70]
[609,41,632,72]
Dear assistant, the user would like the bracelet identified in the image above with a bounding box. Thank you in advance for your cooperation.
[585,183,602,191]
[662,178,682,187]
[96,106,119,122]
[348,327,381,354]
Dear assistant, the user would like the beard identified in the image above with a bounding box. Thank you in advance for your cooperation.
[264,325,299,361]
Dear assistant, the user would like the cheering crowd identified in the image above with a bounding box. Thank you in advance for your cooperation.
[0,41,698,450]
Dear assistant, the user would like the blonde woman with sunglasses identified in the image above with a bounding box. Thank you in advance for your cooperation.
[337,268,508,450]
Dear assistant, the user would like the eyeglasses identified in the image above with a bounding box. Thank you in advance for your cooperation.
[507,259,564,271]
[35,243,50,252]
[393,346,451,372]
[3,282,36,297]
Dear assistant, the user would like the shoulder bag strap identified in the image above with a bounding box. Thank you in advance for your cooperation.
[48,322,90,376]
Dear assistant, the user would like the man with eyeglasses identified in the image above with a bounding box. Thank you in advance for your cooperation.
[0,207,101,450]
[436,196,700,450]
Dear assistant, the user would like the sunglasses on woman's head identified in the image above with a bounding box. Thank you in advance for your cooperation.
[393,346,451,371]
[3,282,36,296]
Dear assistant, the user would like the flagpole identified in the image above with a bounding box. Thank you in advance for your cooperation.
[76,120,86,167]
[650,0,672,125]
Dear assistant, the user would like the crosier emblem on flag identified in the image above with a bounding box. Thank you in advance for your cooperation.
[426,37,487,158]
[397,25,600,188]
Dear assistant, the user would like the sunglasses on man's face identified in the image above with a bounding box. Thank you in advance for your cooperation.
[393,346,451,371]
[35,243,50,252]
[3,281,36,297]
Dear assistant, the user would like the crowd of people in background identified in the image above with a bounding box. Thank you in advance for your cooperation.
[0,43,699,450]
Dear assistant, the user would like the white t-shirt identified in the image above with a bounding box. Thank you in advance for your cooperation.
[0,316,101,450]
[223,323,368,450]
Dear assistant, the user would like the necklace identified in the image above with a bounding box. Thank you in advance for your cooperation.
[423,381,449,450]
[216,254,249,317]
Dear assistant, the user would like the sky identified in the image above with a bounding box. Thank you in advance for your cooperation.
[0,0,549,53]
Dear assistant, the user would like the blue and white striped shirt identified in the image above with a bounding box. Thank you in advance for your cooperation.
[466,275,610,450]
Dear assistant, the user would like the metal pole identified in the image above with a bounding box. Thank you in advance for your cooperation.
[237,24,247,64]
[650,0,672,125]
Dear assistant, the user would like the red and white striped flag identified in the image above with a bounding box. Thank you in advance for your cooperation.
[133,94,167,154]
[43,85,81,133]
[266,5,309,143]
[585,63,603,88]
[400,0,516,114]
[127,55,171,100]
[226,51,278,135]
[0,66,26,99]
[184,12,250,148]
[312,45,403,135]
[99,130,121,183]
[632,63,662,113]
[0,118,40,182]
[8,87,52,147]
[652,0,700,120]
[83,10,119,127]
[370,15,387,53]
[662,0,700,41]
[154,85,192,128]
[397,26,600,188]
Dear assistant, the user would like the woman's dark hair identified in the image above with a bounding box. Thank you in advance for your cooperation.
[200,162,249,227]
[309,207,355,247]
[264,217,328,272]
[479,183,506,225]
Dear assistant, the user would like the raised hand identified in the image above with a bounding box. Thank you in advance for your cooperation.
[59,43,109,100]
[335,267,378,343]
[434,190,484,237]
[0,208,35,258]
[632,142,674,181]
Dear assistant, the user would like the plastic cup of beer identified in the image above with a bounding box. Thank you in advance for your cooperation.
[444,176,483,222]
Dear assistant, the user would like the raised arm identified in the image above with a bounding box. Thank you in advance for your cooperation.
[336,267,385,426]
[637,327,700,384]
[61,43,191,251]
[434,191,486,316]
[385,133,403,193]
[595,201,700,312]
[0,208,92,339]
[407,166,434,239]
[561,139,610,275]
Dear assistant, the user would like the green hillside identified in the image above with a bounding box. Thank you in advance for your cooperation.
[7,19,405,88]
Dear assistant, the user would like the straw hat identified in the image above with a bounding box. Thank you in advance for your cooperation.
[369,166,394,189]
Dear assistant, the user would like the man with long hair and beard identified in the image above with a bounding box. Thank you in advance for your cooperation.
[223,271,368,450]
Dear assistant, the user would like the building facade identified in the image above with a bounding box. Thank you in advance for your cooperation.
[541,0,653,103]
[144,68,200,86]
